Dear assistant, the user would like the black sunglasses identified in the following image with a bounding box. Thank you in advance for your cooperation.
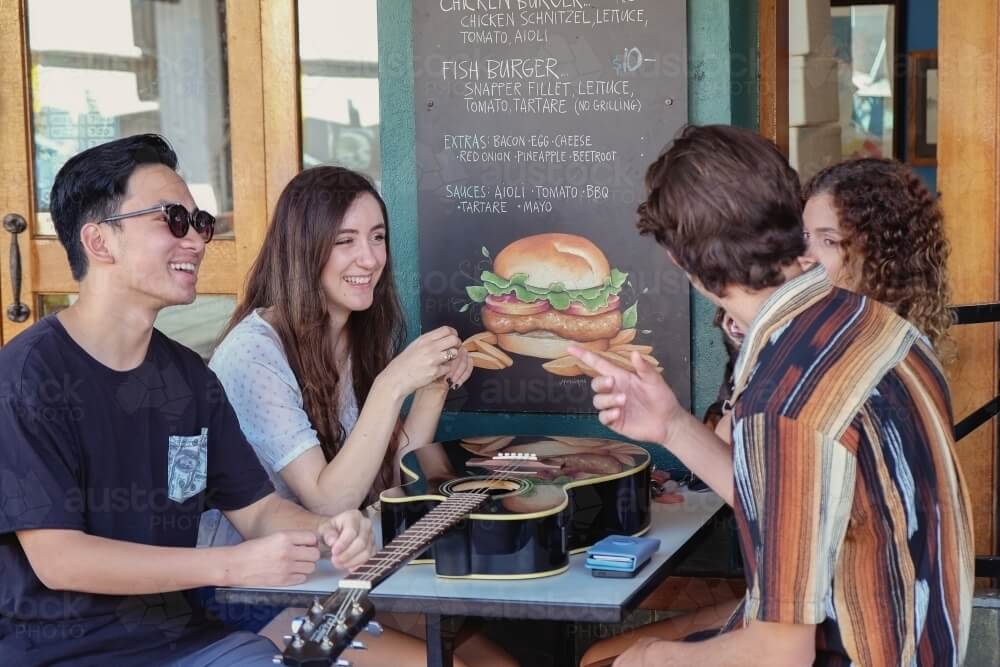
[101,203,215,243]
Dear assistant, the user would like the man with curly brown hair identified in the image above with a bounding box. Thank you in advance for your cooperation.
[573,125,973,667]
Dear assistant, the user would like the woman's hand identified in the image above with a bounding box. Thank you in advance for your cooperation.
[442,344,473,390]
[379,326,463,397]
[419,344,474,396]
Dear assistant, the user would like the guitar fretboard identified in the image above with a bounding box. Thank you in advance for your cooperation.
[345,491,490,586]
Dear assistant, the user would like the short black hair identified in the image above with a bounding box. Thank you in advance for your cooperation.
[49,134,178,280]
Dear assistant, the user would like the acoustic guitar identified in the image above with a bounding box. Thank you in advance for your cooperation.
[279,435,650,666]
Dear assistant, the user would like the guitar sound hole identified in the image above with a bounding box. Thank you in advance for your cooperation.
[452,479,521,495]
[439,476,531,498]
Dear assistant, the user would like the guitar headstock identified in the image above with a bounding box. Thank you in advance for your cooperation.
[277,590,378,667]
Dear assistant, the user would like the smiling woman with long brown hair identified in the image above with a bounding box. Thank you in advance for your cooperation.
[197,166,514,666]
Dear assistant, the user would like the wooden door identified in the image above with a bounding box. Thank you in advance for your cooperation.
[939,0,999,556]
[0,0,300,357]
[758,0,789,152]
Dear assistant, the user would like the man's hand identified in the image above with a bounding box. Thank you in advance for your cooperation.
[568,346,685,446]
[613,637,663,667]
[226,531,321,587]
[318,509,375,571]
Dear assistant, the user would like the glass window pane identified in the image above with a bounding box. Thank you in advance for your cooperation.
[37,294,236,361]
[156,295,237,360]
[27,0,234,237]
[37,294,76,319]
[831,5,895,159]
[298,0,381,185]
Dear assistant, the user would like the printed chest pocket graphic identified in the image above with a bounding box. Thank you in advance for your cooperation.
[167,428,208,503]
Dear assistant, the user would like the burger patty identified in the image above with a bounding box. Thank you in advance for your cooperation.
[482,307,621,342]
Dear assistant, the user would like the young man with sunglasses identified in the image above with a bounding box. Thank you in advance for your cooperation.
[572,125,973,666]
[0,134,375,666]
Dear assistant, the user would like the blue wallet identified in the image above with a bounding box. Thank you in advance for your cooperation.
[585,535,661,573]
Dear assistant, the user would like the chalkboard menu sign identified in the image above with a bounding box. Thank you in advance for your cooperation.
[416,0,690,414]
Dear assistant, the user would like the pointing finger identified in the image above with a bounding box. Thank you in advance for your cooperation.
[568,345,630,382]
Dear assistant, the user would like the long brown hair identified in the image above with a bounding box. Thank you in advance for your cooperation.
[226,166,406,499]
[803,159,954,354]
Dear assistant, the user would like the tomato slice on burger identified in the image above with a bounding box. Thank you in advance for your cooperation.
[564,294,620,317]
[485,294,551,316]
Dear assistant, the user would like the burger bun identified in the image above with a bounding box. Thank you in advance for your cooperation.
[493,233,611,291]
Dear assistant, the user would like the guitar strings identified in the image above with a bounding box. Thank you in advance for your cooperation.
[321,463,519,633]
[351,461,521,582]
[318,461,525,636]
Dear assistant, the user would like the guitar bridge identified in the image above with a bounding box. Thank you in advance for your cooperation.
[466,457,563,473]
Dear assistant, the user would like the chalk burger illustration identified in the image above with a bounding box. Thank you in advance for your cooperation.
[464,233,657,376]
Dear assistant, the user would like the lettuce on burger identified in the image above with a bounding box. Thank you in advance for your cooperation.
[466,233,634,359]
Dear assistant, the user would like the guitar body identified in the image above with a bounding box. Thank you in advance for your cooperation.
[379,435,652,579]
[281,437,652,665]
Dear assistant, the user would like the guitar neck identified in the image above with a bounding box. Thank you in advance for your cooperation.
[345,491,489,587]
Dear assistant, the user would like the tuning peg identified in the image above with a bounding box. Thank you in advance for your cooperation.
[272,656,283,665]
[282,635,293,646]
[365,620,384,636]
[350,640,368,650]
[290,616,305,634]
[335,660,352,667]
[311,597,323,615]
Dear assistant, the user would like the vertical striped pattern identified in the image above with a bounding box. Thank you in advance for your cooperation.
[726,269,974,666]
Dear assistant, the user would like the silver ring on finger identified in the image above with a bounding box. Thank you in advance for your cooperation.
[441,348,457,363]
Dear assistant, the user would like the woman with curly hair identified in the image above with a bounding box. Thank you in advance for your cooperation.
[800,158,953,351]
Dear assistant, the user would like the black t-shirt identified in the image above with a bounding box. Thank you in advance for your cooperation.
[0,316,275,666]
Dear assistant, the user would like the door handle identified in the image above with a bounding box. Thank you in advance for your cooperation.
[3,213,30,323]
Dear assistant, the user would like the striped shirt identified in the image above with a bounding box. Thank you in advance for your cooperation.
[725,267,974,666]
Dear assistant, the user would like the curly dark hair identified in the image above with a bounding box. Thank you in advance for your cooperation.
[638,125,805,297]
[803,158,953,350]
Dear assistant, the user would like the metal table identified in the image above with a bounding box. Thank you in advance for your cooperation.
[218,490,726,666]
